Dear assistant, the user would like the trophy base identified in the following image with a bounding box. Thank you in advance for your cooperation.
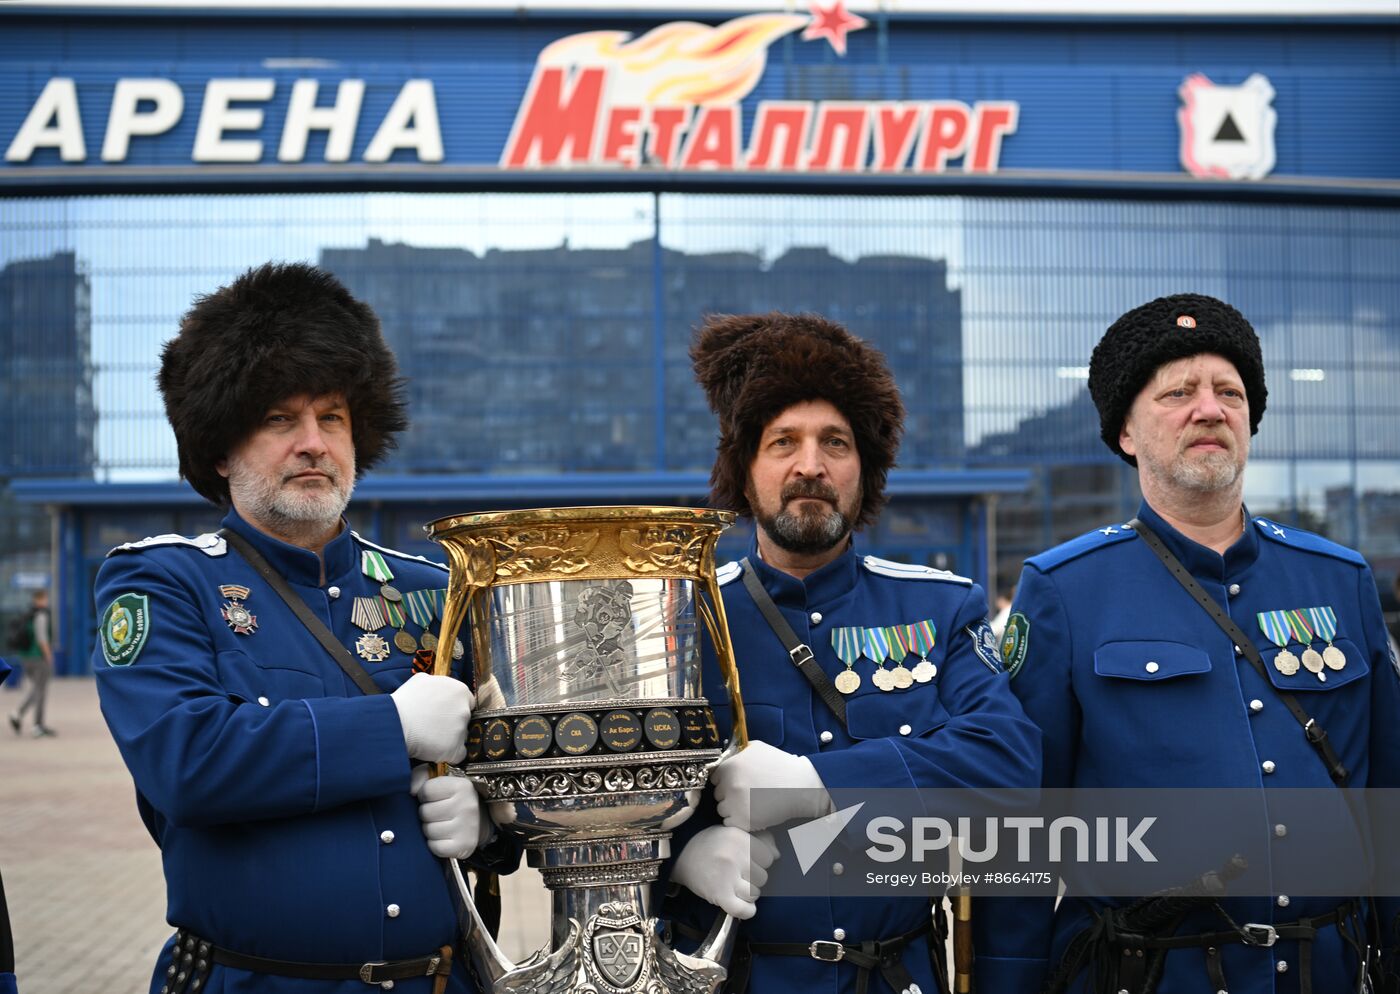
[484,897,729,994]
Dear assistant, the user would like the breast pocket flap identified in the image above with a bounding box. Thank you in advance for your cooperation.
[1094,641,1212,682]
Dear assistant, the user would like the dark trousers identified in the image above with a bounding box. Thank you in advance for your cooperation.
[15,654,51,728]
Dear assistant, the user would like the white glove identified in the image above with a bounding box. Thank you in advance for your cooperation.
[409,765,488,859]
[711,740,833,832]
[671,825,779,920]
[391,673,474,764]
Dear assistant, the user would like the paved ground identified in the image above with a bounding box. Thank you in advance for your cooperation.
[0,678,550,994]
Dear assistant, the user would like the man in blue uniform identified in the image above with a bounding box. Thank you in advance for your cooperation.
[667,313,1041,994]
[94,263,498,994]
[974,293,1400,993]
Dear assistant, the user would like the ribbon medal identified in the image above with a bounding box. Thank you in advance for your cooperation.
[904,619,938,683]
[831,627,862,695]
[355,549,418,658]
[862,626,895,691]
[884,626,915,689]
[1257,610,1300,676]
[1284,609,1325,681]
[1308,606,1347,672]
[218,584,257,635]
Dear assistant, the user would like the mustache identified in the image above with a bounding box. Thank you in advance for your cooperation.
[781,480,840,503]
[1181,429,1235,452]
[282,459,341,484]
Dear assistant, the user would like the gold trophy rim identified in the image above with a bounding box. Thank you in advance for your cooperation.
[427,504,737,538]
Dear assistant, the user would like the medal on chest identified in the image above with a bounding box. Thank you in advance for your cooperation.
[831,628,862,694]
[218,584,258,635]
[903,620,938,683]
[1308,606,1347,673]
[884,626,916,688]
[1258,610,1302,676]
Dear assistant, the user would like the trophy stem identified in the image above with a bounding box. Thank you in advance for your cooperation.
[527,832,669,946]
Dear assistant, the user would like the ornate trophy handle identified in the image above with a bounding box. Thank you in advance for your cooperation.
[433,536,496,682]
[696,563,748,754]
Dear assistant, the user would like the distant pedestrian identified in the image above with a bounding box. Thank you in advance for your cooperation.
[8,589,55,738]
[0,657,17,994]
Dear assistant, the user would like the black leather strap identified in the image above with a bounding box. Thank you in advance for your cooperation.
[210,943,451,983]
[218,528,382,698]
[1122,901,1351,950]
[740,558,846,728]
[1127,518,1349,786]
[748,919,933,994]
[1204,943,1228,992]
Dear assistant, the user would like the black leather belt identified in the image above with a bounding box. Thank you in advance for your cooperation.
[161,929,454,992]
[744,919,934,994]
[1102,899,1364,994]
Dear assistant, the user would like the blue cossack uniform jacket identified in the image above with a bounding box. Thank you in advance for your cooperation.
[974,502,1400,994]
[93,511,508,994]
[672,538,1041,994]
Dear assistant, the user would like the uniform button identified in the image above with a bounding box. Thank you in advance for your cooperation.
[820,731,834,744]
[898,724,912,736]
[1276,960,1288,973]
[381,983,394,991]
[833,928,846,941]
[1250,699,1264,714]
[381,830,395,844]
[1145,661,1159,674]
[1274,824,1287,838]
[1234,645,1243,655]
[1277,895,1290,908]
[386,904,400,918]
[810,612,823,625]
[328,586,341,599]
[832,862,844,876]
[1262,761,1276,774]
[257,696,270,707]
[1228,583,1241,596]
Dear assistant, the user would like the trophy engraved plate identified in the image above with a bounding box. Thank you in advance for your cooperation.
[427,507,747,994]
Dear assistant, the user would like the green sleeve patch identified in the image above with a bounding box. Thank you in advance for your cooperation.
[100,593,151,667]
[1001,612,1030,679]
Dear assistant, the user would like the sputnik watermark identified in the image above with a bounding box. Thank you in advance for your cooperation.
[866,815,1158,864]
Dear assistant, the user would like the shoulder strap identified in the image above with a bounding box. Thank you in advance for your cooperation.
[739,557,847,728]
[1127,518,1347,785]
[219,528,382,697]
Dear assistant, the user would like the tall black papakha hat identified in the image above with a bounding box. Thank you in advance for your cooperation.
[1088,292,1267,466]
[690,311,904,529]
[158,262,408,505]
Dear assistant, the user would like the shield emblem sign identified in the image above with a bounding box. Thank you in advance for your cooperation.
[592,927,645,988]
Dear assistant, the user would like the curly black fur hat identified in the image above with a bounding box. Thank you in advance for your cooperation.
[1089,293,1267,465]
[159,262,408,505]
[691,312,904,528]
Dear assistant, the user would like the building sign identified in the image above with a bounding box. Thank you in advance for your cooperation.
[0,6,1395,190]
[500,8,1018,174]
[5,78,442,165]
[1178,73,1277,181]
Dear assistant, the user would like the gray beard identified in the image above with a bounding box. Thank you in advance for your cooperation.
[226,457,353,541]
[1149,445,1245,493]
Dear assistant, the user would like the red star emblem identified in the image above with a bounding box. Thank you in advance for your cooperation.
[803,0,869,56]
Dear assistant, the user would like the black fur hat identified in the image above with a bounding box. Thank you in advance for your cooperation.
[158,262,408,505]
[1089,293,1267,465]
[691,312,904,528]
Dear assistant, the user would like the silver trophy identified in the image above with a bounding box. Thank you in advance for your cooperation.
[427,506,749,994]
